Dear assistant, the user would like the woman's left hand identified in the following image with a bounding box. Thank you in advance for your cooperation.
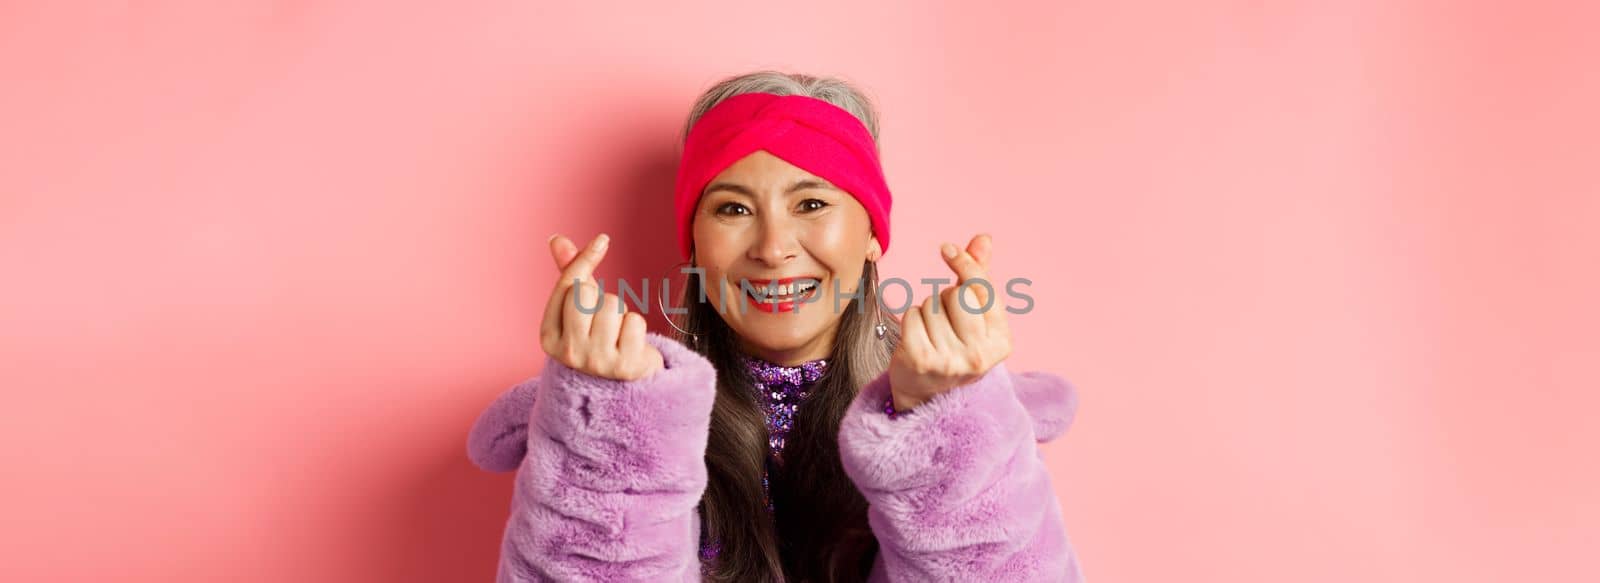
[887,233,1013,411]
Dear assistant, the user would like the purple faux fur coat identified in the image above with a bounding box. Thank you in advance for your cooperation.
[467,333,1084,582]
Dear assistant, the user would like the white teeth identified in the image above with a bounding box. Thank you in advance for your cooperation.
[750,280,819,302]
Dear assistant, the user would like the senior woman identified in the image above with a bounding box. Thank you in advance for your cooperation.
[468,71,1085,582]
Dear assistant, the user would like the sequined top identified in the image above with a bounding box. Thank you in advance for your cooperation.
[698,353,910,566]
[744,352,829,462]
[698,351,828,564]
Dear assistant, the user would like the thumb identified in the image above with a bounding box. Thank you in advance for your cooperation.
[548,234,580,271]
[968,233,993,270]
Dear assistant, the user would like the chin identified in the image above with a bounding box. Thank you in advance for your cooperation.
[741,326,810,350]
[741,319,827,351]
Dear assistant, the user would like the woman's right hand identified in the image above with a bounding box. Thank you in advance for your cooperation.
[541,233,664,381]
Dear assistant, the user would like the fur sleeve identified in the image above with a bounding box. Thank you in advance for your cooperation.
[467,374,540,473]
[839,363,1085,582]
[493,333,717,582]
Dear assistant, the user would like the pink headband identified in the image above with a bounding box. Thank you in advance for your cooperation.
[673,92,893,261]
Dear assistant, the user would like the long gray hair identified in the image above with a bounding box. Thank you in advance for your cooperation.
[673,70,902,583]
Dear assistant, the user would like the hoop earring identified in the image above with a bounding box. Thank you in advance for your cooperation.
[658,253,699,339]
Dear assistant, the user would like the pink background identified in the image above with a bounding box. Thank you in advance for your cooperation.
[2,1,1595,581]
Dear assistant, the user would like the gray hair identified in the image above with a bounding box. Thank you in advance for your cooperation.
[678,70,882,149]
[678,71,900,582]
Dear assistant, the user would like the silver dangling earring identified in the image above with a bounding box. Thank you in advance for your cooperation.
[658,252,700,340]
[869,259,888,340]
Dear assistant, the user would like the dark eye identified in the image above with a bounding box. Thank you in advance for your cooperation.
[715,202,751,216]
[799,198,829,212]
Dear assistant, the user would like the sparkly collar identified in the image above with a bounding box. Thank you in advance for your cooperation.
[738,352,829,386]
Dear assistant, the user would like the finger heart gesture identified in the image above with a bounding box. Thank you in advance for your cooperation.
[540,233,664,381]
[887,233,1013,411]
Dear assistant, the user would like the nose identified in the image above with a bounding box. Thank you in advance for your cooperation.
[748,212,799,266]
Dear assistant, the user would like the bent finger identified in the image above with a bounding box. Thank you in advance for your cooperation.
[944,286,988,345]
[589,293,624,352]
[920,296,960,354]
[900,302,931,357]
[564,280,601,341]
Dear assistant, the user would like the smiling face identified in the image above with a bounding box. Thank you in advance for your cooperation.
[690,150,883,365]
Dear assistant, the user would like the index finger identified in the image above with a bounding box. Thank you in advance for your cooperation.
[939,240,989,285]
[542,233,609,343]
[559,233,611,288]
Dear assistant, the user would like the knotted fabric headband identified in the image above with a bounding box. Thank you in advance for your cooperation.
[673,92,893,260]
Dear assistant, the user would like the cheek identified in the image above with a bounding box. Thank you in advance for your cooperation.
[806,200,874,252]
[692,228,739,279]
[692,217,730,253]
[804,220,870,275]
[831,265,868,296]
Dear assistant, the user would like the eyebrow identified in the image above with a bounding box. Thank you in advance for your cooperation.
[703,178,839,197]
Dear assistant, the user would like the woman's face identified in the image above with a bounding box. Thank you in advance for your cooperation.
[691,150,882,365]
